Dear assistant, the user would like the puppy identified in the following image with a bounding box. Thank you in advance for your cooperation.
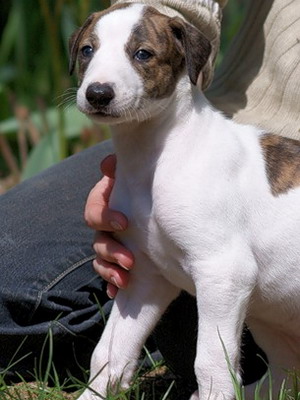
[69,3,300,399]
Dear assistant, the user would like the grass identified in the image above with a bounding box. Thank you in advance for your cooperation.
[0,356,178,400]
[0,309,299,400]
[0,330,180,400]
[1,331,300,400]
[2,364,300,400]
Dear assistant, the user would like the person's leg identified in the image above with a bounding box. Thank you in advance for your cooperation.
[0,140,113,381]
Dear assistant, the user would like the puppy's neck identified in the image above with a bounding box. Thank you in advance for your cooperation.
[111,82,211,180]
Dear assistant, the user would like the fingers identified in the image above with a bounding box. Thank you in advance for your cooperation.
[93,258,131,290]
[84,176,128,232]
[85,154,134,298]
[106,283,118,299]
[93,232,134,270]
[93,257,132,299]
[92,231,134,299]
[100,154,117,179]
[85,154,127,231]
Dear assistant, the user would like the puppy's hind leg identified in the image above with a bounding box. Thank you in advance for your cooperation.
[78,260,180,400]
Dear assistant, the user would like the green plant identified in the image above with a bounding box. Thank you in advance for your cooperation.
[0,0,110,192]
[0,330,77,399]
[1,327,300,400]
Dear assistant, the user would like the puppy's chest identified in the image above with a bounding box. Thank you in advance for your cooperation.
[110,178,196,293]
[146,213,196,294]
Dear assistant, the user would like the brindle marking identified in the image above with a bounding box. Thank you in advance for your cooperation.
[126,7,211,99]
[125,7,185,99]
[260,133,300,196]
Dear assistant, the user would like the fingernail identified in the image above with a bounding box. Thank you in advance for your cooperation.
[110,221,123,231]
[106,288,114,299]
[111,276,120,288]
[119,261,130,271]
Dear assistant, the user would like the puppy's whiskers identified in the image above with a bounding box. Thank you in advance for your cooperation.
[56,88,77,110]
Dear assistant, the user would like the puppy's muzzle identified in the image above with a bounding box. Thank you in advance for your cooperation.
[86,82,115,109]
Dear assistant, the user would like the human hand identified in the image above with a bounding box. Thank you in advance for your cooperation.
[84,154,134,299]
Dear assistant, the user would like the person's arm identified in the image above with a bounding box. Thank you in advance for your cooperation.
[84,154,134,299]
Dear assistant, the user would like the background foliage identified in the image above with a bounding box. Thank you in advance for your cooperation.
[0,0,246,193]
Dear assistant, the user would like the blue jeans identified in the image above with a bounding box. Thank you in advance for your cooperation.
[0,141,114,381]
[0,140,266,386]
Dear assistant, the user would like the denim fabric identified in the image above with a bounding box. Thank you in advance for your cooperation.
[0,140,114,381]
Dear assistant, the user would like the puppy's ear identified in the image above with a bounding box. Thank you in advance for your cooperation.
[169,17,211,86]
[69,13,97,76]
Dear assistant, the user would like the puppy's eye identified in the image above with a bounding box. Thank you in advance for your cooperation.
[81,45,94,58]
[134,49,153,61]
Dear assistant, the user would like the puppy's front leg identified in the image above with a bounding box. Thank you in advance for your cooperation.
[78,262,180,400]
[191,247,257,400]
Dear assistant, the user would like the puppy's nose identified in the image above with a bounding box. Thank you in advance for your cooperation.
[86,83,115,108]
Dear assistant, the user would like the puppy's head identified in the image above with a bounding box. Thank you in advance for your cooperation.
[69,3,211,124]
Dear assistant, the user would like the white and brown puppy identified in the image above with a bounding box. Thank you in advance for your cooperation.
[70,3,300,400]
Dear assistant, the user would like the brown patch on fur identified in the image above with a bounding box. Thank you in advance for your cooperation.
[260,133,300,196]
[126,7,185,99]
[69,3,130,80]
[69,13,101,78]
[169,17,211,85]
[126,7,211,99]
